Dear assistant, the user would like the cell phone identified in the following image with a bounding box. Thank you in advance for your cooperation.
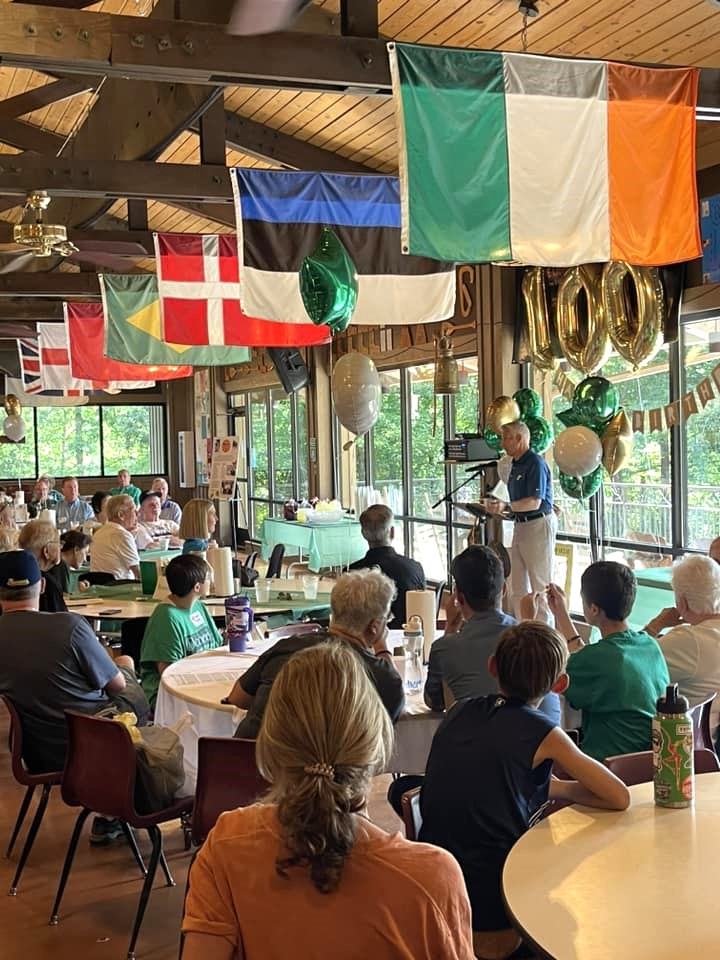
[98,608,122,615]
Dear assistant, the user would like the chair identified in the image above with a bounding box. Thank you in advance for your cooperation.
[264,622,324,644]
[605,747,719,786]
[1,695,63,896]
[426,578,447,619]
[80,571,118,586]
[689,693,716,753]
[191,738,269,846]
[400,786,423,841]
[265,543,285,579]
[50,711,193,960]
[120,617,150,672]
[243,551,258,571]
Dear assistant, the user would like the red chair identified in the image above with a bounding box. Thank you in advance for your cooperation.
[191,737,269,846]
[689,693,716,753]
[400,787,422,841]
[605,747,720,786]
[50,710,193,960]
[1,695,63,896]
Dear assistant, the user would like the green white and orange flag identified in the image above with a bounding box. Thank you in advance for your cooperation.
[388,44,700,267]
[100,274,250,367]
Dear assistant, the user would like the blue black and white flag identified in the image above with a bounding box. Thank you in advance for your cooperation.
[230,168,456,327]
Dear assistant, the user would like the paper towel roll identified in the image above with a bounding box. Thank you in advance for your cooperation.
[208,545,234,597]
[405,590,437,664]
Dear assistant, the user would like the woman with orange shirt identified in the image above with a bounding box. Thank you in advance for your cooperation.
[182,642,474,960]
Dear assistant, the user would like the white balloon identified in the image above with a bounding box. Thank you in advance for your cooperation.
[553,425,602,477]
[331,353,381,437]
[3,414,26,443]
[497,454,513,484]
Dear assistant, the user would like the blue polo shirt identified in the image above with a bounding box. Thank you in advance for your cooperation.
[508,450,553,514]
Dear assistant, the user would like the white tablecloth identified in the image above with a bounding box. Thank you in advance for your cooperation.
[154,640,442,793]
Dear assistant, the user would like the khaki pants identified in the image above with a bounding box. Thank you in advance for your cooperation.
[510,512,557,622]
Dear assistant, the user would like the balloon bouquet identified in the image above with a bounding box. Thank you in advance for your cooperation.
[553,376,633,500]
[483,388,554,483]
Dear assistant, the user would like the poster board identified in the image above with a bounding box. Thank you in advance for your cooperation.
[194,368,211,486]
[209,436,241,501]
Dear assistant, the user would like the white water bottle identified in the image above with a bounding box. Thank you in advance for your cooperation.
[403,615,424,696]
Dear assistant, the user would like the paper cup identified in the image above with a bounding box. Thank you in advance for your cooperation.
[302,575,319,600]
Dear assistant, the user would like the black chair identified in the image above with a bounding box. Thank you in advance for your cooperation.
[79,571,117,586]
[121,617,150,672]
[426,578,447,618]
[243,551,258,570]
[266,543,285,579]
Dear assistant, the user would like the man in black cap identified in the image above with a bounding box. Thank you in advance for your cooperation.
[0,550,149,844]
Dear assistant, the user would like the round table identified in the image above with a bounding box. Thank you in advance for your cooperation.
[503,773,720,960]
[154,637,443,793]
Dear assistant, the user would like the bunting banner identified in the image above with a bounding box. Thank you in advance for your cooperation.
[38,323,152,392]
[65,302,191,382]
[553,365,720,434]
[155,233,331,347]
[389,44,700,267]
[230,167,456,326]
[100,274,250,367]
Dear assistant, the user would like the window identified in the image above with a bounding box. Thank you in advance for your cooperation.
[0,404,165,481]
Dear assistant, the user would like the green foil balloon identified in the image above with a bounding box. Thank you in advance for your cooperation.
[484,426,503,452]
[513,387,543,420]
[559,465,603,501]
[300,228,358,332]
[556,407,584,429]
[525,415,553,453]
[573,377,619,426]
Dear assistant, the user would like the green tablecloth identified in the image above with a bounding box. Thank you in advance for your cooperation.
[260,517,366,572]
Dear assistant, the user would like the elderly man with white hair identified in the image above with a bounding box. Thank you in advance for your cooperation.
[644,555,720,742]
[486,419,556,621]
[90,494,141,581]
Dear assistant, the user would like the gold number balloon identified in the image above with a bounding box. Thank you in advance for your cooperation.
[601,408,634,476]
[521,267,556,372]
[556,265,611,376]
[485,396,521,434]
[602,262,664,369]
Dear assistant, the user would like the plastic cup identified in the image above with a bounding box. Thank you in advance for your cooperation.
[159,536,171,551]
[255,578,271,603]
[302,575,319,600]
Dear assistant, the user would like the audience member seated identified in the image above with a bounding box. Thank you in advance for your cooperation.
[18,520,66,613]
[412,623,630,960]
[0,550,149,773]
[643,555,720,743]
[28,473,62,517]
[110,468,142,505]
[182,642,474,960]
[349,504,425,629]
[83,490,110,533]
[56,476,93,530]
[139,555,223,709]
[134,490,182,550]
[59,529,92,593]
[0,500,18,549]
[709,536,720,565]
[548,561,670,760]
[151,476,182,525]
[227,568,405,737]
[424,545,560,725]
[179,498,217,555]
[90,494,141,581]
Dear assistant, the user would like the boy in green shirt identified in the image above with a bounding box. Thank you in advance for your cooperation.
[140,554,223,708]
[548,561,670,761]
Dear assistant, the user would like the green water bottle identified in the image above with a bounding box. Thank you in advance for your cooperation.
[652,684,694,808]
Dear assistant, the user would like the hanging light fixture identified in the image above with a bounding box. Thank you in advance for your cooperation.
[434,332,460,395]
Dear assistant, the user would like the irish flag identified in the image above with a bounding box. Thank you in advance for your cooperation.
[389,44,700,267]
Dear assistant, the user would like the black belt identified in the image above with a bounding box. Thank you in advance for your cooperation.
[514,511,550,523]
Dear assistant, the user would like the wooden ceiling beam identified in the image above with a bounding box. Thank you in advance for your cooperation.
[341,0,378,38]
[0,77,97,119]
[189,111,377,173]
[0,117,64,153]
[11,1,99,8]
[0,273,100,298]
[0,301,63,323]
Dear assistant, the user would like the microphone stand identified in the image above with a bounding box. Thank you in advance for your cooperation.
[432,462,491,511]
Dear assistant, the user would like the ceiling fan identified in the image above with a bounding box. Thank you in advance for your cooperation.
[0,191,149,274]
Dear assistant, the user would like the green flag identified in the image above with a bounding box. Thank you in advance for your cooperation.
[100,274,251,366]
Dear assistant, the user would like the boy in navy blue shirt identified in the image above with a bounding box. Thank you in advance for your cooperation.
[419,622,630,960]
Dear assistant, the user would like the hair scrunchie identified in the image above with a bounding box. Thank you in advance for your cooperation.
[303,762,335,779]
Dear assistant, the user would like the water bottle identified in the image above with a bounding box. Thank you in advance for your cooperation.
[653,683,694,808]
[403,616,423,696]
[225,595,254,653]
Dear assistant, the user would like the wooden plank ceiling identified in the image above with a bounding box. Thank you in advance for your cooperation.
[1,0,720,265]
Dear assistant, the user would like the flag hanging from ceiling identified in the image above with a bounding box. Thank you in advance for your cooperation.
[154,233,331,347]
[38,323,154,392]
[20,336,88,398]
[5,375,88,406]
[65,302,192,382]
[230,168,456,326]
[388,44,700,267]
[100,274,251,367]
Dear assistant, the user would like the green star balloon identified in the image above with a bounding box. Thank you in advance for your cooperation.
[300,227,358,333]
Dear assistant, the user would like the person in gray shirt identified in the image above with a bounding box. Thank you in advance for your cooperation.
[424,545,560,725]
